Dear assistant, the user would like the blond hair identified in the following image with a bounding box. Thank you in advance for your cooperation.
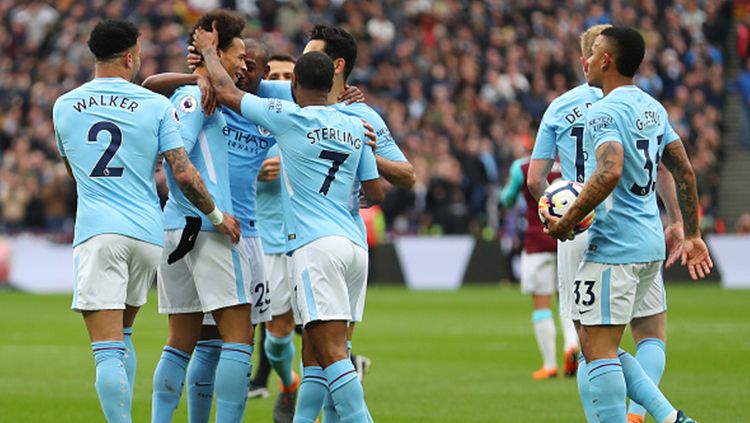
[580,24,612,58]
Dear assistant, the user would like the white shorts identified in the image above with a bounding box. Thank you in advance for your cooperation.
[290,236,368,327]
[557,233,589,319]
[520,252,557,295]
[266,253,293,317]
[158,230,250,314]
[203,236,271,325]
[72,234,161,311]
[575,260,667,326]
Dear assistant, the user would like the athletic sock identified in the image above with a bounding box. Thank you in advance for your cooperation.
[322,389,340,423]
[587,358,627,423]
[264,330,296,388]
[618,349,677,423]
[294,366,328,423]
[628,338,666,417]
[532,309,557,369]
[187,339,222,423]
[152,346,190,423]
[325,358,369,423]
[576,353,599,423]
[91,341,131,423]
[122,327,136,397]
[251,324,271,388]
[214,342,253,423]
[560,317,579,351]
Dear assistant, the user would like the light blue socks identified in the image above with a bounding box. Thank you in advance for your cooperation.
[294,366,328,423]
[619,348,676,423]
[325,358,369,423]
[264,331,296,388]
[587,358,627,423]
[214,342,253,423]
[152,346,190,423]
[92,341,131,423]
[122,327,136,396]
[186,339,222,423]
[628,338,666,418]
[577,353,599,422]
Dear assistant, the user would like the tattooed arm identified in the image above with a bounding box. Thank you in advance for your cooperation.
[656,162,684,267]
[660,140,713,279]
[162,147,241,242]
[545,141,623,240]
[192,25,244,115]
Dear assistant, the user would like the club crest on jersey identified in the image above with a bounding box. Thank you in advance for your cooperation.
[257,125,271,137]
[179,95,198,113]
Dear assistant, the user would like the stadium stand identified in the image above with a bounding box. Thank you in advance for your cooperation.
[0,0,736,236]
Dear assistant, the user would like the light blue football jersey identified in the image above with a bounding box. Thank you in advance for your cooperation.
[240,93,379,252]
[223,80,294,237]
[582,85,680,264]
[532,83,603,183]
[332,101,408,245]
[53,77,184,247]
[256,144,286,254]
[162,85,233,231]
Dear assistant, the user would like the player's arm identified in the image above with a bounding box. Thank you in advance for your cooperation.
[61,157,74,181]
[656,162,684,267]
[361,179,384,205]
[162,147,240,242]
[142,73,216,115]
[375,156,416,189]
[527,109,558,199]
[192,25,244,115]
[500,158,525,209]
[527,159,554,200]
[359,134,385,205]
[545,141,623,240]
[362,112,415,189]
[660,140,713,279]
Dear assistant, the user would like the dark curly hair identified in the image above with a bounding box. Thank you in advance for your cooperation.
[189,9,245,52]
[308,25,357,80]
[88,19,140,60]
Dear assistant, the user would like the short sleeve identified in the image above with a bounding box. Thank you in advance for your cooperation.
[357,143,380,182]
[55,127,65,157]
[531,118,557,160]
[257,80,294,101]
[369,114,406,162]
[240,93,295,136]
[158,105,185,154]
[586,106,621,150]
[663,122,680,145]
[172,92,205,153]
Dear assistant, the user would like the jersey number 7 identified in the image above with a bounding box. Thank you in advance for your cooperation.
[318,150,350,196]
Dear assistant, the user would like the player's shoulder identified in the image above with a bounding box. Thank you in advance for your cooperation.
[548,84,602,112]
[171,85,202,112]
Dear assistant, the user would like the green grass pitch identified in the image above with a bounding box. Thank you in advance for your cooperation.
[1,284,748,422]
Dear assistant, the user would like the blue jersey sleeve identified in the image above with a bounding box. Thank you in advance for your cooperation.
[664,121,680,145]
[172,92,205,152]
[55,126,65,157]
[363,108,406,162]
[158,105,185,153]
[357,144,379,182]
[258,80,294,101]
[532,115,557,160]
[587,106,621,150]
[240,93,295,137]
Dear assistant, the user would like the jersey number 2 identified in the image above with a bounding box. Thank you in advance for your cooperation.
[318,150,350,196]
[88,121,124,178]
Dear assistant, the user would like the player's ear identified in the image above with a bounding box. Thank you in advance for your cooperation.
[333,58,346,76]
[124,51,133,69]
[263,64,270,79]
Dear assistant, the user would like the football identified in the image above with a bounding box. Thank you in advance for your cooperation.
[538,180,595,234]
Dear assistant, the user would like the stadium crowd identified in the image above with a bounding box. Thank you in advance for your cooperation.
[0,0,734,236]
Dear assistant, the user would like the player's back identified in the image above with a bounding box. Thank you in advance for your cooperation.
[583,85,678,264]
[533,83,603,183]
[256,145,286,255]
[53,77,181,247]
[277,106,374,252]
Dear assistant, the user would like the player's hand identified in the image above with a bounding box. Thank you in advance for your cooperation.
[214,212,241,244]
[680,236,713,280]
[340,85,365,104]
[362,120,377,152]
[193,22,219,54]
[258,157,280,182]
[664,221,684,268]
[541,209,575,241]
[358,189,372,209]
[186,45,202,70]
[196,74,217,116]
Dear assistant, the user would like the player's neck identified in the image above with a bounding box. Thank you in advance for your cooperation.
[326,77,346,105]
[296,88,330,107]
[94,64,131,81]
[602,74,634,96]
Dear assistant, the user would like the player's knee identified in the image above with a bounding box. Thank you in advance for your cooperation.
[267,312,295,337]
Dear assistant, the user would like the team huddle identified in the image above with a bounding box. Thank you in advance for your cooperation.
[52,8,712,423]
[53,9,414,423]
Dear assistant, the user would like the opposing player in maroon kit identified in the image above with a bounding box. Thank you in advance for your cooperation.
[501,156,580,379]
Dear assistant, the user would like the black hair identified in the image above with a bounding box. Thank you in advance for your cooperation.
[268,53,296,64]
[307,25,357,80]
[600,26,645,78]
[294,51,334,92]
[243,38,269,59]
[189,9,245,52]
[88,19,140,60]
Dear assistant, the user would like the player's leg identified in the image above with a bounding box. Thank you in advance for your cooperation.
[295,329,328,423]
[522,252,558,379]
[249,323,271,398]
[628,312,667,422]
[123,306,139,397]
[186,320,222,423]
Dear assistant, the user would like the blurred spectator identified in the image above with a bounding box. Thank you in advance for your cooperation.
[736,213,750,234]
[0,0,735,237]
[733,58,750,150]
